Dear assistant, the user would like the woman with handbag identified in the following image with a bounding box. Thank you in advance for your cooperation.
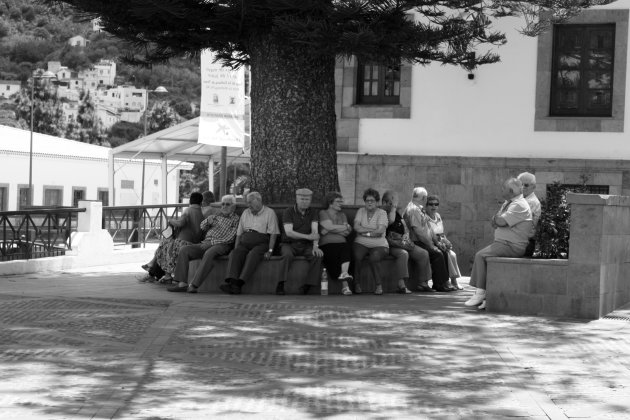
[382,190,432,293]
[424,194,463,290]
[139,192,205,283]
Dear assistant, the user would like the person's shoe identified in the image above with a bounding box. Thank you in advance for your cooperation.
[341,286,353,296]
[374,285,383,295]
[187,285,198,294]
[354,282,362,294]
[167,285,188,292]
[477,300,486,310]
[397,286,412,294]
[298,284,311,295]
[158,274,174,284]
[465,289,487,306]
[417,283,435,292]
[219,284,232,294]
[451,280,464,290]
[338,272,353,282]
[136,274,154,283]
[433,285,453,292]
[276,281,285,295]
[220,279,243,295]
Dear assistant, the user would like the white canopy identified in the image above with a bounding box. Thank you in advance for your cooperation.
[111,117,248,162]
[109,117,249,203]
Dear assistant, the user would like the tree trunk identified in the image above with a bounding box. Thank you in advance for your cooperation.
[249,36,339,205]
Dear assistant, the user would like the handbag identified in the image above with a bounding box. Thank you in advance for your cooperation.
[386,230,415,251]
[161,225,173,239]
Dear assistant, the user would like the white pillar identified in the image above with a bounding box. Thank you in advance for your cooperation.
[161,155,168,204]
[108,150,115,205]
[208,158,215,196]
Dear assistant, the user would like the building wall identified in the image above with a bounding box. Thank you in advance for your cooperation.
[344,5,630,158]
[334,2,630,274]
[338,153,630,274]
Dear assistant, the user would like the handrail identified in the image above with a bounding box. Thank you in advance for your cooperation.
[0,207,86,261]
[102,204,187,247]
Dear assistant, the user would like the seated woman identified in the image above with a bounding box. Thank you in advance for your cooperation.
[319,192,353,295]
[424,194,463,290]
[140,192,205,283]
[352,188,389,295]
[382,190,431,293]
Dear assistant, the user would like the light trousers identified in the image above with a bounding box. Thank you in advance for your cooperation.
[469,240,526,290]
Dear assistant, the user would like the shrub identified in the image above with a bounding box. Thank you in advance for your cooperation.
[534,176,590,259]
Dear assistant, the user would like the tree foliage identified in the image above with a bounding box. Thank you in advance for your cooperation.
[43,0,609,202]
[14,77,66,136]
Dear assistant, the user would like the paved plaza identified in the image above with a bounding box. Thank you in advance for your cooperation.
[0,263,629,419]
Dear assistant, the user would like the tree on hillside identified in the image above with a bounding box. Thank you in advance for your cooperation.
[45,0,606,203]
[69,89,106,144]
[14,78,66,136]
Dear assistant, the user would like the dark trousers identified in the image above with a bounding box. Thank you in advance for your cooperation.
[320,242,351,281]
[280,242,322,286]
[524,238,535,257]
[414,241,449,287]
[226,232,269,283]
[352,243,388,286]
[175,243,233,287]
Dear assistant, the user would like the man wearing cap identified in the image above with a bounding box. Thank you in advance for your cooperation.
[220,191,280,294]
[277,188,324,295]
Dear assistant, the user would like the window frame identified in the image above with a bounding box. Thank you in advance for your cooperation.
[356,61,401,105]
[550,23,615,117]
[534,9,628,133]
[43,186,63,207]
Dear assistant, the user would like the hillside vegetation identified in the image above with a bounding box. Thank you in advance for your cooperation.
[0,0,201,116]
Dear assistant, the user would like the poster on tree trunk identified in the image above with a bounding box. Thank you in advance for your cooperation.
[198,50,245,147]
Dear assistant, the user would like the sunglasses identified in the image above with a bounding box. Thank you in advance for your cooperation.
[427,202,439,206]
[221,202,232,206]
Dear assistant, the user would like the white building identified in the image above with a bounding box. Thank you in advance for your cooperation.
[0,81,20,99]
[95,104,121,129]
[68,35,87,47]
[96,85,145,112]
[78,60,117,90]
[0,125,188,211]
[331,0,630,270]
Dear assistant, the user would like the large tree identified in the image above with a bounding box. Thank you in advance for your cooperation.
[45,0,605,203]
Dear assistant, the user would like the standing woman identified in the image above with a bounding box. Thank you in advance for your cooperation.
[424,195,462,290]
[319,192,353,295]
[352,188,389,295]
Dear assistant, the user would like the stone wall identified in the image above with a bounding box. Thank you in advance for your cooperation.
[337,153,630,274]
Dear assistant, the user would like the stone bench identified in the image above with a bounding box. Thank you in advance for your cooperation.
[188,254,422,294]
[486,257,572,316]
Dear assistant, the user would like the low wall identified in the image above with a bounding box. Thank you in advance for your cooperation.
[486,193,630,319]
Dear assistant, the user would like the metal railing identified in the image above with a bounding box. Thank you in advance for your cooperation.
[0,207,86,261]
[102,204,187,248]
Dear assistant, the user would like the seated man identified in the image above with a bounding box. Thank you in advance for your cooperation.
[167,195,240,293]
[220,191,280,294]
[517,172,541,257]
[465,177,534,310]
[277,188,323,295]
[403,187,452,292]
